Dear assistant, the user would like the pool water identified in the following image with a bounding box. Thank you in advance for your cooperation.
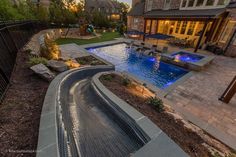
[171,51,204,63]
[86,43,188,89]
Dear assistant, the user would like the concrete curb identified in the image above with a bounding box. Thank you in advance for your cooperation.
[91,72,189,157]
[36,65,114,157]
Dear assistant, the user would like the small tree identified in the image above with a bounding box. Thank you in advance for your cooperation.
[17,0,36,20]
[0,0,24,20]
[92,11,110,28]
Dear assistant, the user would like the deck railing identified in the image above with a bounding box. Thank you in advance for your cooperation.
[0,21,45,102]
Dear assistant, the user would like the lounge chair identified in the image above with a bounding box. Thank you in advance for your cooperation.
[132,41,145,51]
[143,45,161,56]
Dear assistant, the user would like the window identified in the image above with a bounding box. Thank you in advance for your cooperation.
[164,0,171,9]
[134,18,139,23]
[146,20,152,33]
[180,21,188,34]
[146,0,153,11]
[206,0,215,5]
[188,0,195,7]
[132,18,140,29]
[175,21,181,33]
[187,22,196,35]
[182,0,187,7]
[220,21,236,43]
[217,0,226,5]
[196,0,204,6]
[195,22,204,36]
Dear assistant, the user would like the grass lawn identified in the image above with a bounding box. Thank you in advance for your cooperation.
[56,32,121,45]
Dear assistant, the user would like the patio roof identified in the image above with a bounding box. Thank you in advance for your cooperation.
[144,8,226,19]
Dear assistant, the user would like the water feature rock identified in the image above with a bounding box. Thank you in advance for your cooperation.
[47,60,69,72]
[30,64,55,81]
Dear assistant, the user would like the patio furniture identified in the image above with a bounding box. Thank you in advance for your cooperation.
[162,46,168,53]
[145,33,174,45]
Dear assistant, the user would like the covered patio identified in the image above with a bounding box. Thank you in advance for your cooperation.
[143,8,227,52]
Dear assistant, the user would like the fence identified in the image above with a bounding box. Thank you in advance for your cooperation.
[0,21,44,102]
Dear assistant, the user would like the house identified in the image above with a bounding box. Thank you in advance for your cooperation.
[218,0,236,57]
[84,0,122,21]
[128,0,236,53]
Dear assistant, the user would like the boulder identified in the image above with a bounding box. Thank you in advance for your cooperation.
[30,64,55,82]
[47,60,69,72]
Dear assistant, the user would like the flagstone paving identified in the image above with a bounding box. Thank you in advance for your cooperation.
[164,55,236,150]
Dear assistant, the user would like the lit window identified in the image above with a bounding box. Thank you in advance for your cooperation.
[206,0,215,5]
[196,0,204,6]
[195,22,204,36]
[175,21,181,33]
[188,0,195,7]
[180,21,188,34]
[187,21,196,35]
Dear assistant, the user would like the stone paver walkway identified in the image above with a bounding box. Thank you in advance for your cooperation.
[59,44,89,60]
[164,55,236,150]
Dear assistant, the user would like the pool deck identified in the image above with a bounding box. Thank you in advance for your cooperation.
[164,55,236,150]
[59,39,236,150]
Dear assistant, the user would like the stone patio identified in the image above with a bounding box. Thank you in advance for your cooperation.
[164,55,236,150]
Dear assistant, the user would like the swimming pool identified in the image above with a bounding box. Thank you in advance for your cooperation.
[171,51,204,63]
[86,43,188,89]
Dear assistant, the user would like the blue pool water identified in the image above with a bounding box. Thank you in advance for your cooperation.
[86,43,188,89]
[171,51,204,63]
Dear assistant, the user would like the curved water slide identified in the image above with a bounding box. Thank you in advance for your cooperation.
[36,65,189,157]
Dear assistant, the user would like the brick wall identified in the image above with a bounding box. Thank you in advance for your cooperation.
[127,16,144,32]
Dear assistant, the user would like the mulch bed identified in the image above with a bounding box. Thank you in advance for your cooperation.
[0,50,49,157]
[100,74,211,157]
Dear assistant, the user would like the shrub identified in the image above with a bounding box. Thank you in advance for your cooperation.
[102,75,113,81]
[28,56,48,66]
[147,97,164,112]
[40,34,61,60]
[122,77,131,86]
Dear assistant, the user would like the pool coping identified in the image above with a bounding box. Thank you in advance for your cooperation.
[92,71,189,157]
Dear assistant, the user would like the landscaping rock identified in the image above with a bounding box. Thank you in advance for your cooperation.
[30,51,39,57]
[30,64,55,81]
[47,60,69,72]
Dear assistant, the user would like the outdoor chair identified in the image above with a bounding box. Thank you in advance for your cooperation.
[143,45,161,56]
[133,42,145,52]
[162,46,168,53]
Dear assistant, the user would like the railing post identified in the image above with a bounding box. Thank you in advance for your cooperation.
[219,76,236,104]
